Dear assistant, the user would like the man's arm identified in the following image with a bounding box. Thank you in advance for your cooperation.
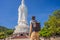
[29,23,32,37]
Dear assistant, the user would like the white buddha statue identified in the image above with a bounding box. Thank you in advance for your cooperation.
[13,0,29,35]
[18,0,27,24]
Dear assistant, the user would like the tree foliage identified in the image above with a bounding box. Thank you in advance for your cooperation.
[0,26,14,39]
[39,10,60,37]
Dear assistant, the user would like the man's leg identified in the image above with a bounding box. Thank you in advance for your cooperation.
[35,32,40,40]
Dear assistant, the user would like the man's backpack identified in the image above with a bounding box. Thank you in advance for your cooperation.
[32,21,41,32]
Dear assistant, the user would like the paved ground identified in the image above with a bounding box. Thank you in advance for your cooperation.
[1,37,60,40]
[11,38,30,40]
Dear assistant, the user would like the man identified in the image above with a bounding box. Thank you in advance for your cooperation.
[29,16,40,40]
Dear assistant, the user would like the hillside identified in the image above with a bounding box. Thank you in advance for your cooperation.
[0,26,9,32]
[0,26,14,39]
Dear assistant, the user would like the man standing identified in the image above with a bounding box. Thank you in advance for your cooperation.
[29,16,40,40]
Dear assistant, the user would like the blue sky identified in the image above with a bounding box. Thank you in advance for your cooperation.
[0,0,60,29]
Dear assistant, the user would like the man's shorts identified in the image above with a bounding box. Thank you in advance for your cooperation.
[30,32,40,40]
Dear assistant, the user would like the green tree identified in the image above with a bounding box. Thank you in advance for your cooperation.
[0,32,6,39]
[6,29,14,35]
[39,10,60,37]
[0,26,14,39]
